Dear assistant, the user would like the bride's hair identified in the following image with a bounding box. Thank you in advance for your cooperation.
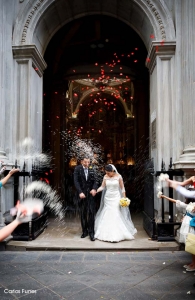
[105,164,115,172]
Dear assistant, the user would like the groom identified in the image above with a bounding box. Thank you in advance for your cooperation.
[74,156,98,241]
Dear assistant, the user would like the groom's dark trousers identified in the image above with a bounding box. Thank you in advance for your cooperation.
[74,164,98,236]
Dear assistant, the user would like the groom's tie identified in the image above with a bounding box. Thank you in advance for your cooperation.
[84,168,88,180]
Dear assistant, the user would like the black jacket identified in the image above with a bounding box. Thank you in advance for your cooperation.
[74,165,98,195]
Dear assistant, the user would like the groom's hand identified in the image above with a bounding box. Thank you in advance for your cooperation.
[79,193,86,199]
[90,189,96,197]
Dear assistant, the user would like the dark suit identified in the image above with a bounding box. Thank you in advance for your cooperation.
[74,164,98,236]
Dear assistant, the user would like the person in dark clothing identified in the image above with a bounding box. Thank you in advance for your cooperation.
[74,157,98,241]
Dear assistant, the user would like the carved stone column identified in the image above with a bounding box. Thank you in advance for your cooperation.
[173,0,195,172]
[0,45,47,228]
[146,42,176,170]
[146,42,176,215]
[12,45,47,155]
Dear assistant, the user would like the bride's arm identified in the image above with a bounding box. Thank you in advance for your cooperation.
[119,176,126,197]
[97,177,106,193]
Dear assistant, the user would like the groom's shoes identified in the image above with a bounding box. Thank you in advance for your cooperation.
[89,234,95,241]
[81,232,88,238]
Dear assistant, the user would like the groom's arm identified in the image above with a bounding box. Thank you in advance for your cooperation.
[92,180,98,191]
[90,169,98,196]
[73,166,82,194]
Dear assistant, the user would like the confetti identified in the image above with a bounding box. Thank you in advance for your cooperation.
[160,40,165,46]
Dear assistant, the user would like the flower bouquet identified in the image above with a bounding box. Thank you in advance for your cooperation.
[120,197,131,207]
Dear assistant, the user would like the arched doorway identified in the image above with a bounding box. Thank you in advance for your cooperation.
[12,0,176,224]
[42,14,149,212]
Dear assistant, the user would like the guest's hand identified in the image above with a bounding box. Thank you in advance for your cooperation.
[165,178,172,185]
[90,189,96,197]
[170,181,179,190]
[0,166,6,174]
[9,168,20,175]
[79,192,86,199]
[166,179,178,190]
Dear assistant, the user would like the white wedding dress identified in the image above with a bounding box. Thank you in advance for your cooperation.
[94,174,137,242]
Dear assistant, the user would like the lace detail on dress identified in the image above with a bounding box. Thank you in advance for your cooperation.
[104,175,121,180]
[104,175,125,193]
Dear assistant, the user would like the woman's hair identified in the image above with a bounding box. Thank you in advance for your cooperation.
[185,188,195,204]
[105,164,115,172]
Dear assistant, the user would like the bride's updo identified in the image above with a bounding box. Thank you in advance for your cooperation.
[105,164,115,172]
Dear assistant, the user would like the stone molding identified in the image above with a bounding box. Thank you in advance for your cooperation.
[0,149,8,161]
[146,41,176,74]
[12,45,47,76]
[21,0,45,44]
[144,0,166,40]
[174,148,195,171]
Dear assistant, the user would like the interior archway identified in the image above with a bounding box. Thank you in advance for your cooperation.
[43,14,149,212]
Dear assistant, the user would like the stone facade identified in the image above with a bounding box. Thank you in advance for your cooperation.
[0,0,195,222]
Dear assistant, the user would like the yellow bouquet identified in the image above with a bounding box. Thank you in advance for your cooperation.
[120,197,131,207]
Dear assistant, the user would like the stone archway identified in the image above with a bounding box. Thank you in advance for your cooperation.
[9,0,179,229]
[11,0,178,184]
[13,0,175,53]
[11,1,176,168]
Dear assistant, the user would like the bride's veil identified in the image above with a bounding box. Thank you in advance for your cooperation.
[95,164,136,234]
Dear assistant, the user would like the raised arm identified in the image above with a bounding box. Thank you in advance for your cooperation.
[119,175,126,197]
[160,194,177,203]
[0,199,42,241]
[0,219,20,241]
[73,166,82,194]
[176,185,195,199]
[160,194,188,209]
[167,176,195,187]
[0,168,19,187]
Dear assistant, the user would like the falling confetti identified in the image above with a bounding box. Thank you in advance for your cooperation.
[25,181,64,220]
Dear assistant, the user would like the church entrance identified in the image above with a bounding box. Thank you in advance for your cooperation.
[43,15,149,216]
[9,0,177,247]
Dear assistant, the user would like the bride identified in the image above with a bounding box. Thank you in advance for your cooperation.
[94,164,137,242]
